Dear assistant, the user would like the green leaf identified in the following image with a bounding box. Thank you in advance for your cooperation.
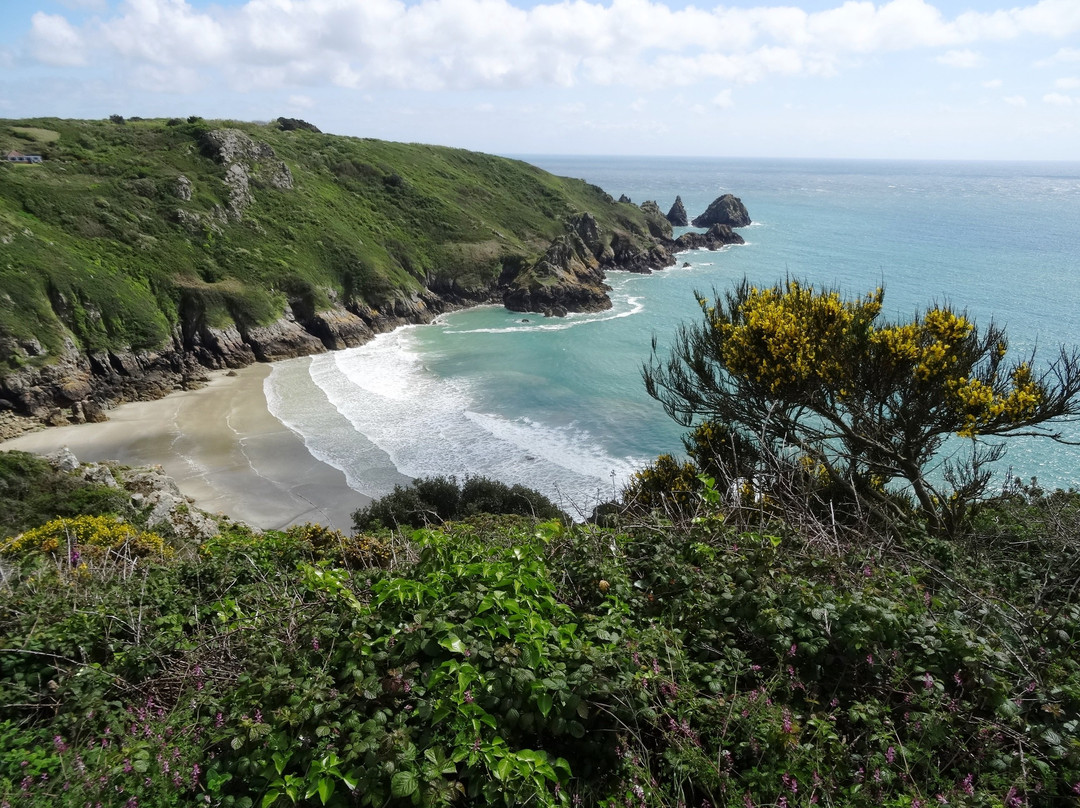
[536,693,553,717]
[261,790,282,808]
[440,635,468,655]
[391,770,418,798]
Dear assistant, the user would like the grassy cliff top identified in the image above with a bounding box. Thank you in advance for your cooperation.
[0,116,656,365]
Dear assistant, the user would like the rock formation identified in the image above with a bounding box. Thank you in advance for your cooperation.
[639,200,673,239]
[666,196,688,226]
[504,214,613,314]
[672,223,745,252]
[692,194,751,228]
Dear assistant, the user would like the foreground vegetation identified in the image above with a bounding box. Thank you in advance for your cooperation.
[2,275,1079,807]
[1,450,1078,807]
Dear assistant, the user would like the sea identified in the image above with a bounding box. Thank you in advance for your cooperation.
[265,157,1080,516]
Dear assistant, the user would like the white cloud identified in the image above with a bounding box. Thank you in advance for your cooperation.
[1055,77,1080,89]
[28,12,87,67]
[288,94,316,110]
[937,49,981,68]
[983,79,1003,88]
[15,0,1080,96]
[1003,95,1027,106]
[712,89,734,109]
[1043,92,1075,105]
[1036,47,1080,66]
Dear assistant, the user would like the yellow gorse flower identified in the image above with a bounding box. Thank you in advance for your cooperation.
[716,282,883,393]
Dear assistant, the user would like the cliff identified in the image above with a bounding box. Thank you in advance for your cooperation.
[0,117,675,430]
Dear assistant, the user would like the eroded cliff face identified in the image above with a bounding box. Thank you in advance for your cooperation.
[0,291,473,437]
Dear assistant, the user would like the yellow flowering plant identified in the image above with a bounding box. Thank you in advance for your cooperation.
[644,279,1080,537]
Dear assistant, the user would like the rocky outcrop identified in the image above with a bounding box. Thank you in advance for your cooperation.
[39,449,223,542]
[200,129,294,220]
[504,215,612,314]
[672,223,745,252]
[639,201,673,239]
[666,196,688,226]
[692,194,751,228]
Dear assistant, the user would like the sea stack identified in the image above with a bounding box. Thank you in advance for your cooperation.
[692,194,751,228]
[666,196,688,226]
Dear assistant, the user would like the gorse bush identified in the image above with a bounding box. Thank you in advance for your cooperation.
[644,280,1080,537]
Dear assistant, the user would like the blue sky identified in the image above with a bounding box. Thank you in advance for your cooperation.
[2,0,1078,159]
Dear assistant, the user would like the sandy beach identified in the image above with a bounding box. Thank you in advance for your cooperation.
[0,363,370,532]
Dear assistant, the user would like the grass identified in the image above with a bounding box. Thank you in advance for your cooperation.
[0,116,658,370]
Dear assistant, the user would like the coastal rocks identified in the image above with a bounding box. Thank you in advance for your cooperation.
[240,306,328,362]
[666,196,688,226]
[608,231,675,274]
[639,200,673,239]
[692,194,751,228]
[672,223,745,252]
[504,225,612,314]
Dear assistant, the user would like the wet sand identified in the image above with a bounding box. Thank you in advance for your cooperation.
[0,364,369,532]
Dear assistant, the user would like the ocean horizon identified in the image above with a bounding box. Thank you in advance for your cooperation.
[266,156,1080,514]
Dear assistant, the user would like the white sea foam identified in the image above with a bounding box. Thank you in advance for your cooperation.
[267,328,642,512]
[442,293,645,335]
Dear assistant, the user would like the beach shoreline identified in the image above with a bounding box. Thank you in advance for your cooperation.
[0,362,370,532]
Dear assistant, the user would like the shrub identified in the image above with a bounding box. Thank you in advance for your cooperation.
[645,280,1080,537]
[353,475,565,531]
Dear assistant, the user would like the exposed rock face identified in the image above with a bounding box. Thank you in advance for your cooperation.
[672,223,745,252]
[618,194,632,203]
[639,200,673,239]
[40,451,225,543]
[666,196,688,226]
[200,129,294,220]
[174,175,193,201]
[692,194,751,228]
[504,221,612,314]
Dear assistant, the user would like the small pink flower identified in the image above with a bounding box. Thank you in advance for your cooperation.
[886,746,895,764]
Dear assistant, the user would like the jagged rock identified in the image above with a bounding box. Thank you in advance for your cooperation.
[124,466,182,498]
[174,175,192,201]
[639,201,673,239]
[607,232,675,274]
[504,231,612,314]
[301,309,374,350]
[618,194,632,203]
[672,223,746,252]
[144,490,221,542]
[223,163,253,220]
[81,463,119,488]
[201,129,293,220]
[277,117,321,133]
[242,309,328,362]
[45,447,80,472]
[666,196,688,226]
[568,212,604,258]
[202,129,278,164]
[692,194,751,228]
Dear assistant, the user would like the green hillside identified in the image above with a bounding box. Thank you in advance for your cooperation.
[0,116,658,368]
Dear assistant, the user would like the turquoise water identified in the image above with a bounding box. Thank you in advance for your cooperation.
[267,158,1080,513]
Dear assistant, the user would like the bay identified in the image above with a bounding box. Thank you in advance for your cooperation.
[267,157,1080,514]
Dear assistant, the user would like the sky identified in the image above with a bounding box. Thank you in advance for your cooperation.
[1,0,1079,160]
